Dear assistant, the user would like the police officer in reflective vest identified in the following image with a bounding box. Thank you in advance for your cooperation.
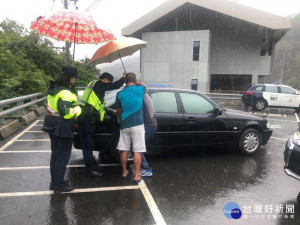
[43,66,81,194]
[78,71,126,176]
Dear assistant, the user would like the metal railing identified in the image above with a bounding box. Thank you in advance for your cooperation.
[205,93,242,100]
[0,93,46,125]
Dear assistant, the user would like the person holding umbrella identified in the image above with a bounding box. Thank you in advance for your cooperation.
[78,71,126,176]
[43,66,81,194]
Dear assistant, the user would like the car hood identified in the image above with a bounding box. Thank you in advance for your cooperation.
[223,108,265,121]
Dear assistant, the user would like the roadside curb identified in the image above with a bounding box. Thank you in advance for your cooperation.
[0,110,45,140]
[32,106,46,116]
[0,119,22,139]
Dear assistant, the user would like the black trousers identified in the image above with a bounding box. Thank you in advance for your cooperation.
[78,116,98,171]
[49,134,73,187]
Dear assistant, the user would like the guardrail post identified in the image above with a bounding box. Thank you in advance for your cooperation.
[0,106,5,125]
[16,100,25,115]
[30,97,38,109]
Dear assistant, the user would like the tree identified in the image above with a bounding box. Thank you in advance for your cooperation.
[74,58,100,87]
[0,19,101,100]
[273,13,300,87]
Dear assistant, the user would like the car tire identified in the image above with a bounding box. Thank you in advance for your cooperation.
[253,99,267,111]
[238,128,262,155]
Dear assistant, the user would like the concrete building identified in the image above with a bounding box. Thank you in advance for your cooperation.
[122,0,291,92]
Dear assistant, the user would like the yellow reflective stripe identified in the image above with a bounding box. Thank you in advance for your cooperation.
[47,90,79,119]
[57,90,78,104]
[63,109,74,119]
[87,91,101,111]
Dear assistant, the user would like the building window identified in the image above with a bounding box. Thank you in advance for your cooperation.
[193,41,200,61]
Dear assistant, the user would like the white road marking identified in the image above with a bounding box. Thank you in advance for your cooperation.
[271,137,288,141]
[139,180,166,225]
[0,186,140,198]
[0,150,82,153]
[25,131,44,133]
[15,139,50,142]
[130,165,166,225]
[267,118,298,123]
[0,120,40,152]
[295,112,300,122]
[254,113,288,118]
[267,125,281,129]
[0,164,120,171]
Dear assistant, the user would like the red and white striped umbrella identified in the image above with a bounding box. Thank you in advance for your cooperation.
[31,10,114,44]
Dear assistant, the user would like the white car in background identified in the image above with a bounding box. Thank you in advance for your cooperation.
[242,84,300,111]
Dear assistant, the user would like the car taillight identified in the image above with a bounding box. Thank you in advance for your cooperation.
[244,91,252,95]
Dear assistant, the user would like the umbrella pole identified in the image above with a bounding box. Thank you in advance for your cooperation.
[73,23,77,64]
[117,50,126,71]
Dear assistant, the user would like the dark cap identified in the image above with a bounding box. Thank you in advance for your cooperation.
[61,66,78,78]
[99,72,113,82]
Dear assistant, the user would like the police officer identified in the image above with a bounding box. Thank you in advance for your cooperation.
[43,66,81,194]
[78,71,126,176]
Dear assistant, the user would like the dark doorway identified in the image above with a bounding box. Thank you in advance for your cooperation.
[210,74,252,92]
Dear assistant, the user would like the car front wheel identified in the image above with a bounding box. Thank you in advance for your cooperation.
[239,128,262,155]
[253,99,267,111]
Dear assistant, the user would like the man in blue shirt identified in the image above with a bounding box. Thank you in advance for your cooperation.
[115,73,146,184]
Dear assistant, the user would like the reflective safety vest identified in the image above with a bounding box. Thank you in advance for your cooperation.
[47,90,81,119]
[80,80,106,122]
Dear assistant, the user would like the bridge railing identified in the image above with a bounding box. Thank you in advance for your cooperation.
[0,93,46,125]
[204,93,242,100]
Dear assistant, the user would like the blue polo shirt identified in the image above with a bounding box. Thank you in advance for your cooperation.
[116,85,146,130]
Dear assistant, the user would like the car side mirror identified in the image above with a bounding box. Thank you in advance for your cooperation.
[214,107,222,116]
[296,91,299,95]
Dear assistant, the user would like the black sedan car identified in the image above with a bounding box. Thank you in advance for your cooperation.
[284,124,300,202]
[73,87,273,161]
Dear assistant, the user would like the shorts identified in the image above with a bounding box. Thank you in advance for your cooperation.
[117,124,146,153]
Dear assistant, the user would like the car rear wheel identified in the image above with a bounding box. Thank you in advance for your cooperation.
[239,128,262,155]
[253,99,267,111]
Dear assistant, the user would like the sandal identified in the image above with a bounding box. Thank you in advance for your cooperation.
[121,171,131,179]
[133,178,143,184]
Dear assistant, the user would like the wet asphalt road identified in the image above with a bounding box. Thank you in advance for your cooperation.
[0,104,300,225]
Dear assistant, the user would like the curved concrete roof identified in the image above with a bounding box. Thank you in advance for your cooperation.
[122,0,292,35]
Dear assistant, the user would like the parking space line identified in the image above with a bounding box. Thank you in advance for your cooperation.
[0,120,40,152]
[271,137,288,141]
[15,139,49,142]
[0,150,82,153]
[295,112,300,122]
[139,180,166,225]
[0,164,120,171]
[267,118,298,123]
[25,131,44,133]
[0,186,140,198]
[251,112,288,118]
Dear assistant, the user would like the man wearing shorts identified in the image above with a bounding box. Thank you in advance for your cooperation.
[115,72,146,184]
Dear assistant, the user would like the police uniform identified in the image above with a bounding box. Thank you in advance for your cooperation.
[78,73,124,176]
[43,66,81,193]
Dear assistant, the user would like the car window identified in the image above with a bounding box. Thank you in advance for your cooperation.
[280,86,297,95]
[179,93,214,114]
[151,92,178,113]
[249,86,263,91]
[104,88,123,107]
[265,86,278,93]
